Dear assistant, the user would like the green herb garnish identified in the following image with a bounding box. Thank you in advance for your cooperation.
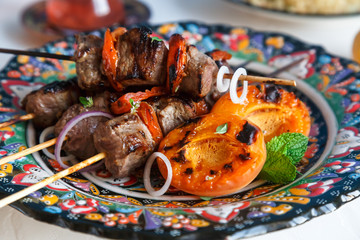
[215,123,228,134]
[200,196,213,201]
[151,36,163,43]
[258,132,308,184]
[79,96,93,108]
[129,98,140,113]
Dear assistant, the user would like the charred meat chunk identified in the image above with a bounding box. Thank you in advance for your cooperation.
[114,27,168,88]
[150,96,209,135]
[21,79,81,128]
[178,45,218,98]
[92,90,120,113]
[54,104,110,160]
[93,114,155,178]
[74,34,110,90]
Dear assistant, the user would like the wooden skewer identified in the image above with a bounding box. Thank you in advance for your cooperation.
[0,113,35,129]
[0,136,68,165]
[223,74,296,87]
[0,152,105,208]
[0,48,74,61]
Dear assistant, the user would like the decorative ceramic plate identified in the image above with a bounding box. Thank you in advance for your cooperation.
[224,0,360,21]
[0,22,359,239]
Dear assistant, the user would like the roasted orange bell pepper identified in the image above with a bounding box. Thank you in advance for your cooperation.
[110,86,167,115]
[208,49,232,61]
[137,102,163,144]
[167,34,187,94]
[102,28,124,92]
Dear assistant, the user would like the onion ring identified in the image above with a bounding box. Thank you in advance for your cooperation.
[230,67,248,104]
[54,111,113,169]
[216,65,231,93]
[144,152,173,197]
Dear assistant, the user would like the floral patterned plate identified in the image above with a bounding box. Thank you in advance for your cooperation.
[0,22,359,239]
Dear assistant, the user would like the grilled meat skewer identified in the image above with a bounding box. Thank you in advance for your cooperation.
[54,94,209,178]
[21,78,81,129]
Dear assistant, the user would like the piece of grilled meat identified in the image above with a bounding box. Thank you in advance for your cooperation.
[177,45,218,99]
[150,96,209,135]
[74,34,110,91]
[93,96,209,178]
[53,91,118,160]
[94,113,155,178]
[21,78,81,129]
[114,27,168,89]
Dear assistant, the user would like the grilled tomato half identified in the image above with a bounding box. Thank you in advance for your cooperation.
[157,113,266,197]
[211,85,311,142]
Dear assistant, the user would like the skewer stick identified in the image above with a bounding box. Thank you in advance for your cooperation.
[267,56,308,78]
[0,136,67,165]
[0,152,106,208]
[0,48,74,61]
[0,113,35,129]
[223,74,296,87]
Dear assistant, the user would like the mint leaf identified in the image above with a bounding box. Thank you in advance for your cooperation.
[215,123,228,134]
[259,133,308,184]
[258,150,297,183]
[200,196,213,201]
[79,96,93,108]
[266,132,308,164]
[151,36,162,43]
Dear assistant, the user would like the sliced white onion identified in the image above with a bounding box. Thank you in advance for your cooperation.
[55,111,113,169]
[230,67,248,104]
[39,126,75,161]
[216,66,231,93]
[144,152,173,197]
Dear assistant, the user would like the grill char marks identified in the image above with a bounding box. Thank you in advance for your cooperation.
[263,85,282,103]
[236,121,259,145]
[115,27,168,88]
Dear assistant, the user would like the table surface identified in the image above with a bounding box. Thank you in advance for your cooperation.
[1,0,360,239]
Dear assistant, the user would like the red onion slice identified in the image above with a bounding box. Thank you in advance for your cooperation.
[54,111,113,169]
[39,126,75,161]
[144,152,173,197]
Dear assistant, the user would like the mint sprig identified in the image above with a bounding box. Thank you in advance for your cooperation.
[79,96,93,108]
[129,98,140,113]
[200,196,213,201]
[258,133,308,184]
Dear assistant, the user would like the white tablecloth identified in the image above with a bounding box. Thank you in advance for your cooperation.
[0,0,360,239]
